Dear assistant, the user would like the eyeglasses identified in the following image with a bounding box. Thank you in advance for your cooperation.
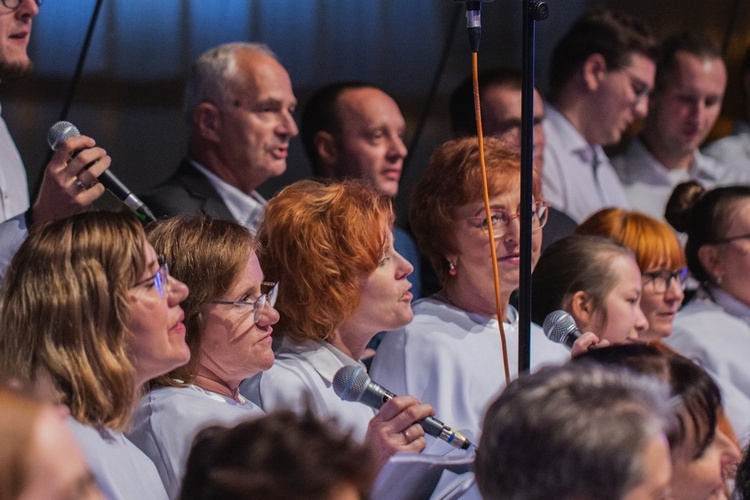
[468,201,550,239]
[132,255,170,299]
[714,233,750,244]
[621,68,651,102]
[642,268,688,294]
[1,0,43,9]
[212,282,279,324]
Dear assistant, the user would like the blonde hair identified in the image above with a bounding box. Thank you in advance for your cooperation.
[0,211,146,431]
[259,179,393,342]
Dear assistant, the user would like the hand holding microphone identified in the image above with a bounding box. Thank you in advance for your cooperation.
[333,365,475,458]
[46,121,156,223]
[542,310,610,356]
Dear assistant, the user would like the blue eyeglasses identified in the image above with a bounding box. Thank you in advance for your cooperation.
[2,0,42,9]
[132,255,170,299]
[641,268,688,294]
[211,282,279,324]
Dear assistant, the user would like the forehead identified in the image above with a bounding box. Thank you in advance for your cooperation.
[336,87,404,125]
[481,85,545,119]
[623,52,657,86]
[231,51,294,101]
[662,51,726,91]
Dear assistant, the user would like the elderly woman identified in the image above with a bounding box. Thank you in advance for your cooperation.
[665,183,750,443]
[531,235,649,345]
[0,211,190,499]
[371,137,569,446]
[240,179,434,470]
[575,344,742,500]
[476,362,675,500]
[129,216,275,497]
[577,208,687,342]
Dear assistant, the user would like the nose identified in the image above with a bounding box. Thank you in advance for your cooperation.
[634,95,649,118]
[394,250,414,280]
[17,0,39,17]
[716,429,742,466]
[278,111,298,138]
[632,305,649,338]
[388,134,408,160]
[664,277,685,302]
[256,302,280,327]
[167,276,189,305]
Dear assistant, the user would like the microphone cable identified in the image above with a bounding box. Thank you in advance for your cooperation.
[463,1,510,386]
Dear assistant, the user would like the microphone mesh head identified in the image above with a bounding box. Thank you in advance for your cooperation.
[543,310,576,344]
[332,365,370,402]
[47,121,80,151]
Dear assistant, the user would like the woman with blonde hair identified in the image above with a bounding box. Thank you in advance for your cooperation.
[0,211,190,499]
[577,207,687,341]
[241,179,434,470]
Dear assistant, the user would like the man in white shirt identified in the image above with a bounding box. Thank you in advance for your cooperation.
[0,0,110,278]
[142,42,298,232]
[543,8,658,223]
[703,46,750,183]
[613,32,741,221]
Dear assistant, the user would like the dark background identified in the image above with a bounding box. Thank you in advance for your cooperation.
[3,0,748,221]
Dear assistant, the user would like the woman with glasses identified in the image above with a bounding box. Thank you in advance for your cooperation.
[128,215,276,497]
[665,183,750,430]
[240,179,435,471]
[576,207,687,342]
[371,136,569,448]
[0,211,190,500]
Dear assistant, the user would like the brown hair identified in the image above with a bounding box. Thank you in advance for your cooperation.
[146,215,258,387]
[259,179,394,342]
[531,235,634,326]
[0,387,41,498]
[577,208,685,272]
[0,211,146,431]
[410,136,542,285]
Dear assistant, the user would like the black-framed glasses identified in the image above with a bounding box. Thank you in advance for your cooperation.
[642,268,688,294]
[212,282,279,324]
[469,201,550,239]
[714,233,750,244]
[1,0,43,9]
[621,67,651,102]
[132,255,170,299]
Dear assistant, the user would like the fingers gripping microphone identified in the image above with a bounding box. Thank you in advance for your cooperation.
[47,121,156,223]
[543,310,583,349]
[333,365,474,450]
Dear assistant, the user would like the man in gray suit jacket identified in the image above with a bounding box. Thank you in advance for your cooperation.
[142,42,298,232]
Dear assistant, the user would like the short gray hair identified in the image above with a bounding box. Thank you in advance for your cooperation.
[183,42,277,125]
[476,363,675,500]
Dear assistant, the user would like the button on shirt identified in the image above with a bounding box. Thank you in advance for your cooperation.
[0,103,29,223]
[191,161,267,233]
[542,104,630,223]
[612,136,744,221]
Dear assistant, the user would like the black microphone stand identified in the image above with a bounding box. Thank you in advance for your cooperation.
[518,0,548,374]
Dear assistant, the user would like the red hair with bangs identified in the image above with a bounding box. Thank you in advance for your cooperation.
[577,208,686,272]
[410,136,542,285]
[258,179,394,342]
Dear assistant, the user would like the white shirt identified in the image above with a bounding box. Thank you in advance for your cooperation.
[240,338,375,442]
[703,121,750,184]
[129,384,264,498]
[191,160,267,232]
[667,285,750,443]
[612,137,744,220]
[542,103,630,223]
[370,296,570,448]
[68,418,167,500]
[0,103,29,223]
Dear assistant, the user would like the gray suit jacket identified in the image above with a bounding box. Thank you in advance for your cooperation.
[140,160,234,221]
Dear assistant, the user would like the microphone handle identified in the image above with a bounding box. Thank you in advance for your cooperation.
[98,171,156,223]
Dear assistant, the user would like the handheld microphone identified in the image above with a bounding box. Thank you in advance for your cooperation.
[543,310,583,349]
[47,121,156,223]
[333,365,474,450]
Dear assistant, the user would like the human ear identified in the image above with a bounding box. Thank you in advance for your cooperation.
[313,131,339,178]
[698,244,723,283]
[193,103,221,143]
[582,53,608,92]
[569,290,594,330]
